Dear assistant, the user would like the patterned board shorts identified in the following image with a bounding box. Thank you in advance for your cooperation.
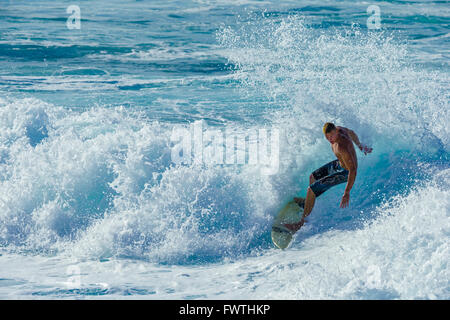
[310,159,349,197]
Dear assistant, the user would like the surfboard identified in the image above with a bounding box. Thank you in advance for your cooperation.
[271,199,304,249]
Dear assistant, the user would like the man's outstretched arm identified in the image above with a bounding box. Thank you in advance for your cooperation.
[342,127,373,155]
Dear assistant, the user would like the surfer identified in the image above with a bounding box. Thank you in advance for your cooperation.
[284,122,372,232]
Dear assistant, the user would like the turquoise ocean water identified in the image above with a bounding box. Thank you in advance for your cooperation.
[0,0,449,299]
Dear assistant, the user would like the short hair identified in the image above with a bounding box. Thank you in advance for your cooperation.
[323,122,336,134]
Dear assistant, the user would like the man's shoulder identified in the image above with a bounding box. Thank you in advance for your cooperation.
[336,126,350,134]
[336,135,354,150]
[337,128,352,142]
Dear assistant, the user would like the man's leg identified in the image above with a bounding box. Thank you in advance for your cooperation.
[310,173,316,185]
[303,173,316,217]
[304,170,349,221]
[294,173,316,205]
[287,187,315,232]
[285,164,348,233]
[303,186,316,219]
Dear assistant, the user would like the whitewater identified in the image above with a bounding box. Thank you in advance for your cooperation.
[0,0,448,299]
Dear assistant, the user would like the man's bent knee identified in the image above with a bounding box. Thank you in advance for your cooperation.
[309,173,316,185]
[307,186,316,199]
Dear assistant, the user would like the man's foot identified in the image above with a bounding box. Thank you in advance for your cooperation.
[282,218,305,233]
[294,197,305,209]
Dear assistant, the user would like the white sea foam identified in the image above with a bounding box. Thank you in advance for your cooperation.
[0,169,447,299]
[0,6,448,299]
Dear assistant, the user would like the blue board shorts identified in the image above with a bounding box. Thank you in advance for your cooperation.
[310,159,349,197]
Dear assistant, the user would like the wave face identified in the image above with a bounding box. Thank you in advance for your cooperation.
[0,0,448,299]
[0,97,275,264]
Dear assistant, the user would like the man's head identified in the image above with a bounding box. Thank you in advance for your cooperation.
[323,122,338,143]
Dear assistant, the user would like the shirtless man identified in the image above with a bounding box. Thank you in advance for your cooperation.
[284,122,373,232]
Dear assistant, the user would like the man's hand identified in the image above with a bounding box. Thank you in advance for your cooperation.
[340,192,350,208]
[359,144,373,155]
